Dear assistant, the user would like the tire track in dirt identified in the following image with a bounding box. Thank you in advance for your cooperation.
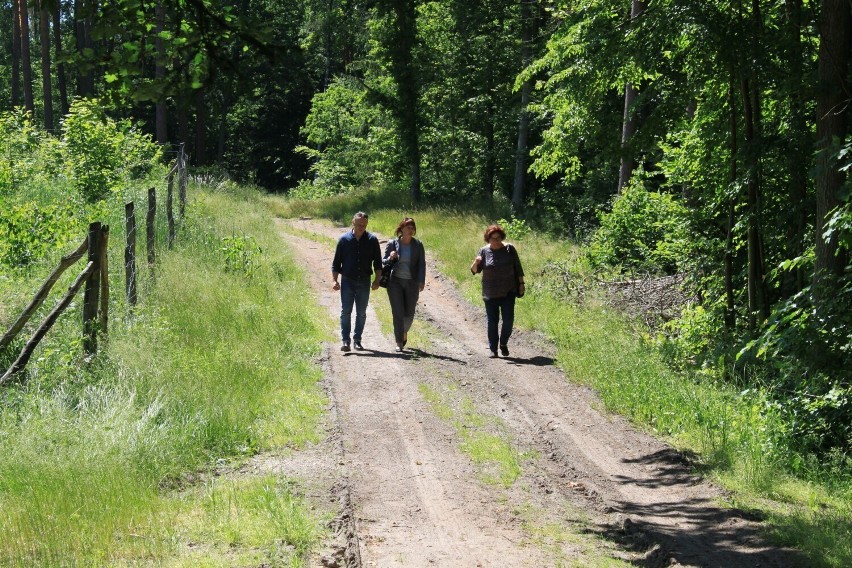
[277,220,547,567]
[277,218,800,568]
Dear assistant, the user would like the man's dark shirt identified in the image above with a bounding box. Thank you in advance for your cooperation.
[332,230,383,280]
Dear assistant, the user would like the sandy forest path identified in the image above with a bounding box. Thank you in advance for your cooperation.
[273,218,798,568]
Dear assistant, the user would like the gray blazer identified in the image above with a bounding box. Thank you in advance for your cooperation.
[383,238,426,285]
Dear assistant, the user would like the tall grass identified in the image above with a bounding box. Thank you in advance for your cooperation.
[271,189,852,568]
[0,182,329,565]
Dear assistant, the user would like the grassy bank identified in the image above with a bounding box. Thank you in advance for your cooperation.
[267,188,851,568]
[0,182,329,566]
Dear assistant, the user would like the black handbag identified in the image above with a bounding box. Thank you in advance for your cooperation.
[507,244,524,298]
[379,259,395,288]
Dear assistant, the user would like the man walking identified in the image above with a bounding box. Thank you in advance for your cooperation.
[331,212,383,351]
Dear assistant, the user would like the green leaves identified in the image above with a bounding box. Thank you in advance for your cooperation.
[0,202,80,270]
[587,174,690,274]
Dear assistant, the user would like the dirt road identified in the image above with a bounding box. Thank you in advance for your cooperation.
[273,218,798,568]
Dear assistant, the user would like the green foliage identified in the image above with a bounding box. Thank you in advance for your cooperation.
[658,303,723,373]
[296,77,396,197]
[220,233,262,277]
[497,215,532,240]
[0,109,43,195]
[587,175,690,274]
[0,202,81,270]
[61,99,162,203]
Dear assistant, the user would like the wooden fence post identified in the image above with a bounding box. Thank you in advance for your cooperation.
[125,202,138,307]
[167,167,175,249]
[98,226,109,338]
[82,222,102,356]
[147,186,156,269]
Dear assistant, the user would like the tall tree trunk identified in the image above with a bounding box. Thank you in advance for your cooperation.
[512,0,533,210]
[38,0,54,130]
[19,0,35,115]
[781,0,809,299]
[617,0,646,192]
[74,0,95,96]
[742,76,768,329]
[217,101,229,161]
[379,0,421,201]
[194,87,207,166]
[74,0,86,96]
[12,0,22,107]
[812,0,851,306]
[177,97,190,150]
[52,3,69,114]
[321,0,334,91]
[484,111,495,204]
[155,1,168,145]
[483,34,496,205]
[724,75,738,332]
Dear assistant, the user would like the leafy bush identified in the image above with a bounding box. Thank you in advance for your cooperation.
[296,78,394,197]
[587,174,689,274]
[0,109,43,195]
[497,215,532,240]
[61,99,161,203]
[220,234,262,277]
[0,202,81,270]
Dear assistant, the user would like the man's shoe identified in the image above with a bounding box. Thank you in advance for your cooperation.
[489,349,498,358]
[354,341,364,350]
[500,344,509,357]
[341,342,351,352]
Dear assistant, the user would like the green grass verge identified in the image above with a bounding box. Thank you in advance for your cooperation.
[0,182,329,566]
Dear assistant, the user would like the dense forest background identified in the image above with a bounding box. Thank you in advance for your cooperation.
[2,0,850,461]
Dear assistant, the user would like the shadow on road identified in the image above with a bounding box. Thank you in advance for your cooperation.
[503,355,555,367]
[343,348,466,364]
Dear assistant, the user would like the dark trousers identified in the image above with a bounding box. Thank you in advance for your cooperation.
[484,294,516,351]
[387,277,421,343]
[340,276,371,342]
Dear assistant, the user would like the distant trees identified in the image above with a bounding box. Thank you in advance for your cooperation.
[1,0,850,451]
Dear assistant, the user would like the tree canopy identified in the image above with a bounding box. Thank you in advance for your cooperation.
[2,0,850,457]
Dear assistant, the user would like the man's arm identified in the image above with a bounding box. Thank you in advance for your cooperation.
[371,236,383,290]
[331,239,343,290]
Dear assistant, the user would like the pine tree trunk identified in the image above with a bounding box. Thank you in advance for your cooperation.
[194,87,207,166]
[11,0,22,107]
[19,0,35,115]
[724,76,738,332]
[39,0,54,130]
[379,0,420,201]
[155,1,168,144]
[52,4,69,114]
[782,0,809,299]
[741,76,768,329]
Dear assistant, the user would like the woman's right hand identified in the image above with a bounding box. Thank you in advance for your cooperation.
[389,250,398,261]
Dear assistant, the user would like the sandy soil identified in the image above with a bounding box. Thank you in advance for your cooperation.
[267,218,800,568]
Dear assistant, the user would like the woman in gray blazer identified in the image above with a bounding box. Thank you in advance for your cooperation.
[383,217,426,352]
